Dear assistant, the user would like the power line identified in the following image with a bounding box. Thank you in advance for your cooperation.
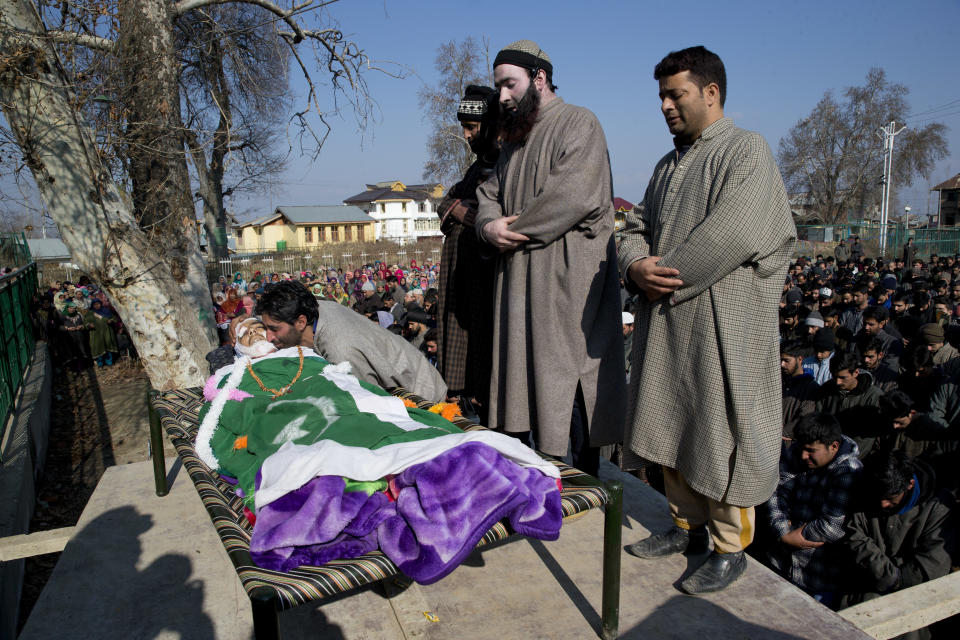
[905,107,960,127]
[904,98,960,119]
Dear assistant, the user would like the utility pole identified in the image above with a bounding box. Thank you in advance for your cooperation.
[878,121,906,257]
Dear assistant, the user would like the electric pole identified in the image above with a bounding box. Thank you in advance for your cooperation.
[878,121,906,257]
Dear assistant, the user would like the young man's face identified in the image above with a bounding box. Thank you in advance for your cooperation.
[816,349,833,362]
[658,70,715,144]
[893,300,908,314]
[261,312,306,349]
[800,440,840,469]
[841,292,854,306]
[864,318,883,336]
[494,63,533,112]
[425,340,438,355]
[862,349,882,370]
[853,291,869,307]
[880,478,915,513]
[824,315,839,330]
[780,354,804,377]
[834,368,859,392]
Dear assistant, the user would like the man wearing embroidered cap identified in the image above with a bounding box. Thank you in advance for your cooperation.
[435,85,499,421]
[475,40,625,476]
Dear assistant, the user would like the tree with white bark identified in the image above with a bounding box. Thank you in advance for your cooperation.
[0,0,384,388]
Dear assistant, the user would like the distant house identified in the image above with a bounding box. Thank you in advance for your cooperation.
[342,181,444,245]
[612,197,634,232]
[233,206,375,252]
[932,174,960,228]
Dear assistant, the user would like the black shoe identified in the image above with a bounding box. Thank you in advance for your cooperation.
[679,551,747,594]
[625,525,709,559]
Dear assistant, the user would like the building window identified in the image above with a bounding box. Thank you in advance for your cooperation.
[402,202,407,212]
[418,201,426,213]
[345,225,352,241]
[380,203,386,213]
[304,226,312,242]
[332,226,339,242]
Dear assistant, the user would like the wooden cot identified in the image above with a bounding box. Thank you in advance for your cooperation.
[148,387,623,639]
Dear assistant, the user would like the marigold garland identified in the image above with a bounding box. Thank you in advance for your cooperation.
[232,435,248,450]
[400,397,462,421]
[428,402,462,421]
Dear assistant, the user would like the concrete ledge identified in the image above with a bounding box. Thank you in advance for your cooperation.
[0,343,52,640]
[838,571,960,639]
[0,527,75,562]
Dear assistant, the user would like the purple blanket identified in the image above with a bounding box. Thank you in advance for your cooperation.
[250,442,562,583]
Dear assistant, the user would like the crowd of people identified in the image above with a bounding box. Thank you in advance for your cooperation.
[208,262,443,377]
[749,243,958,631]
[34,276,132,370]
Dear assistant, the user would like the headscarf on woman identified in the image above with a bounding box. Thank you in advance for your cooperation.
[92,298,117,320]
[220,287,243,316]
[332,282,350,306]
[84,300,119,364]
[54,291,69,313]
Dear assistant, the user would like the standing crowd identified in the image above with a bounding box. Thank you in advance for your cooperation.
[34,276,132,370]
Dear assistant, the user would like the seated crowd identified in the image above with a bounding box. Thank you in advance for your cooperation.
[755,246,959,632]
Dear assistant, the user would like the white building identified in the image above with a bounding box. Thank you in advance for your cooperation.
[343,180,444,245]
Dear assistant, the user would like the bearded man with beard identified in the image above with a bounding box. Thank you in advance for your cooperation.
[475,40,625,476]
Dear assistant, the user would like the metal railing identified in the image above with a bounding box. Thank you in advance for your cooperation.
[0,262,39,454]
[795,223,960,261]
[0,231,31,269]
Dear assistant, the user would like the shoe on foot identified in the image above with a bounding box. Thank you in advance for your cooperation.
[679,551,747,594]
[625,525,709,559]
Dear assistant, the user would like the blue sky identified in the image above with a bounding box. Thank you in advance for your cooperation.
[230,0,959,223]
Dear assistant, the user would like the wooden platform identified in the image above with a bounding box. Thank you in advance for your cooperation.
[19,459,871,639]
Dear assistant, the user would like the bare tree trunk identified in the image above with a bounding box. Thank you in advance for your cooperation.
[1,0,216,388]
[116,0,215,301]
[184,17,231,264]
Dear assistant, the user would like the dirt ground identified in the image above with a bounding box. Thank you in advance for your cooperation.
[17,354,165,632]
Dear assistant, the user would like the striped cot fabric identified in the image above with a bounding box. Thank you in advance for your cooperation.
[150,387,610,612]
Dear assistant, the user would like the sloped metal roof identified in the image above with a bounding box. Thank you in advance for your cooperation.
[275,205,373,224]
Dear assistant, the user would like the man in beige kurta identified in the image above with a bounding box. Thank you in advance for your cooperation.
[618,46,796,594]
[475,40,625,476]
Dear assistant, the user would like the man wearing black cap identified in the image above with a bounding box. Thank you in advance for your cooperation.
[475,40,625,476]
[435,86,499,420]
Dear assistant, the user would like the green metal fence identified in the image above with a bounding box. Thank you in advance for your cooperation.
[0,262,38,455]
[795,223,960,261]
